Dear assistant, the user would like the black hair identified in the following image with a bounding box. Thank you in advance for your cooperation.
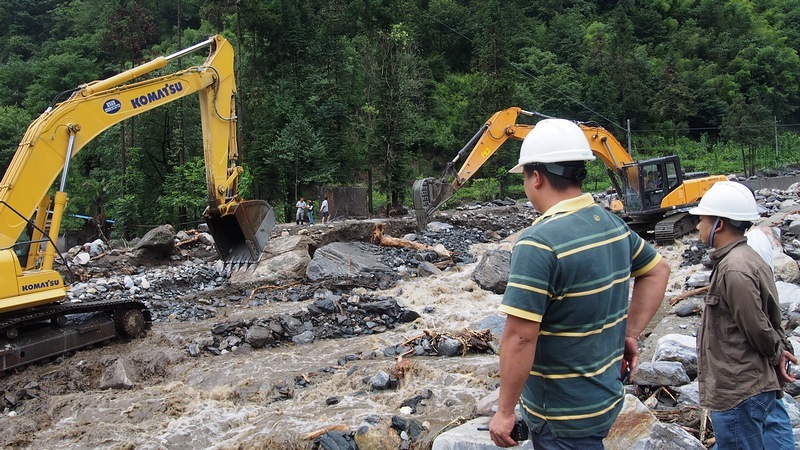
[523,162,586,191]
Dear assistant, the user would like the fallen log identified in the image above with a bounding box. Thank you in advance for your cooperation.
[370,223,453,258]
[669,286,709,306]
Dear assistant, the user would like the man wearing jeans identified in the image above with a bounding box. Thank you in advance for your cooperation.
[689,181,796,449]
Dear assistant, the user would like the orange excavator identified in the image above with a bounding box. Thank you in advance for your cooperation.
[413,107,725,242]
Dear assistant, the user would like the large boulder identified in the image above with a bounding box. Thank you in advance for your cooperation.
[606,394,658,449]
[652,334,698,380]
[774,252,800,283]
[230,235,315,285]
[306,242,393,281]
[471,249,510,294]
[132,224,176,258]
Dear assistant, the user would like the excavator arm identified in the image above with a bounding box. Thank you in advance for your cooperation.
[0,35,274,315]
[412,107,636,228]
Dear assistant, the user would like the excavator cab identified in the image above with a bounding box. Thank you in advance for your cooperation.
[618,156,684,214]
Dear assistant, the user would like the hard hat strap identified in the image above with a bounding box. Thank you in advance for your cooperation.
[537,163,587,182]
[709,217,722,248]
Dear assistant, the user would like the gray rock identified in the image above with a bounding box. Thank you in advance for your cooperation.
[369,371,392,390]
[685,270,711,288]
[783,396,800,427]
[437,338,463,357]
[232,235,314,285]
[775,252,800,283]
[417,261,443,277]
[674,300,700,317]
[632,422,705,450]
[133,224,176,258]
[306,242,393,281]
[432,416,533,450]
[245,325,275,349]
[291,330,315,345]
[632,361,690,387]
[99,359,136,390]
[73,252,91,265]
[471,249,510,294]
[674,381,700,406]
[653,334,698,379]
[476,314,506,338]
[778,282,800,307]
[426,221,453,232]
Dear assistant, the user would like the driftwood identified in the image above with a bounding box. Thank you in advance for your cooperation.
[302,424,351,440]
[370,223,453,257]
[669,286,709,306]
[175,234,201,248]
[245,281,302,302]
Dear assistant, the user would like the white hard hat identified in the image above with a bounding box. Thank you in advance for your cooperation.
[509,118,595,173]
[688,181,760,221]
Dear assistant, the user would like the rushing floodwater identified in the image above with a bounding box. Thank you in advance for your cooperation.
[0,243,513,449]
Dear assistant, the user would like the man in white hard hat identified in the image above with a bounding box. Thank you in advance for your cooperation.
[489,118,670,449]
[689,181,796,450]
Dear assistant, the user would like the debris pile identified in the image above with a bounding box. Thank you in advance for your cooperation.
[189,292,421,356]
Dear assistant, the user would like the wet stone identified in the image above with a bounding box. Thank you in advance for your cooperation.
[437,338,463,357]
[315,431,357,450]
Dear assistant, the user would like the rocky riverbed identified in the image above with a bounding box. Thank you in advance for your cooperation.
[2,184,800,449]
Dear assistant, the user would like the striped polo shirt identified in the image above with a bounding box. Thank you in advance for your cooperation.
[499,193,661,438]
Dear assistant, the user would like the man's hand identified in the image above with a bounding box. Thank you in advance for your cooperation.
[779,350,798,383]
[489,411,519,448]
[623,336,640,380]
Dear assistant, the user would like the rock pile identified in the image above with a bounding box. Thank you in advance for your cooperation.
[189,292,421,356]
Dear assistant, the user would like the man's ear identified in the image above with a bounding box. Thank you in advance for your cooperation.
[532,169,544,189]
[714,218,725,233]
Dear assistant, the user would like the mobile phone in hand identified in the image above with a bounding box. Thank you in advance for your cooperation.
[511,419,529,441]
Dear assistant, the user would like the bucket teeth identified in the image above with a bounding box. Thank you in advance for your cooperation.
[223,256,259,274]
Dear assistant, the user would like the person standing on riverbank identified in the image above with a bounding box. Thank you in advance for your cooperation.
[489,118,670,449]
[295,197,307,225]
[307,200,315,225]
[689,181,796,450]
[320,196,330,224]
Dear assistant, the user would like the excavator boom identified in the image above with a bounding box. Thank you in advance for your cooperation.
[0,35,274,370]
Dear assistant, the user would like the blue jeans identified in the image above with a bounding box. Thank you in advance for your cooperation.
[528,422,607,450]
[710,391,794,450]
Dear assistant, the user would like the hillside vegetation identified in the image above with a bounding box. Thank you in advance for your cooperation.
[1,0,799,233]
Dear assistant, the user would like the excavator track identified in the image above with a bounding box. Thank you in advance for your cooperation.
[654,212,698,244]
[0,300,151,371]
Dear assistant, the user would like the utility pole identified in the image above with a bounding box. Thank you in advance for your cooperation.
[775,116,779,157]
[627,119,632,156]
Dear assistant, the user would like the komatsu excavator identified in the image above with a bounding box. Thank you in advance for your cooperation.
[413,107,725,242]
[0,35,275,370]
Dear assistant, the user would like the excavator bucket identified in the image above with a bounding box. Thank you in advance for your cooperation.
[412,177,455,231]
[205,200,275,265]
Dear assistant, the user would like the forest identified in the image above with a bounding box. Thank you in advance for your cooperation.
[1,0,800,237]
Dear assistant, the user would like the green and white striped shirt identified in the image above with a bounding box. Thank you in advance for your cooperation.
[500,193,661,438]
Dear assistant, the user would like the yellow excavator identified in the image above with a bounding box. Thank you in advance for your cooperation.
[413,107,725,242]
[0,35,275,370]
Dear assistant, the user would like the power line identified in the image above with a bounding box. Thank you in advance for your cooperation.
[632,123,800,133]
